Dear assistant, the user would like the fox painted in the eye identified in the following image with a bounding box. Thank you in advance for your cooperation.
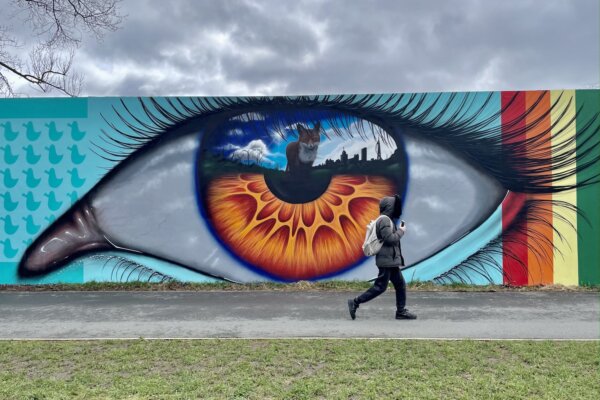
[285,122,321,173]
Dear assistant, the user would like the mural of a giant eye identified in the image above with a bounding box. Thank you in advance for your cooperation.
[5,91,600,286]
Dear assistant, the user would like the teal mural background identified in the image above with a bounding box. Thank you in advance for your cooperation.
[1,99,88,283]
[0,97,217,283]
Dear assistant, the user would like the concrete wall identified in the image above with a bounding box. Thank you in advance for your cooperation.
[1,91,599,285]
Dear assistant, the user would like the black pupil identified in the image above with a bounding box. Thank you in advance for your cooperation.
[264,169,332,204]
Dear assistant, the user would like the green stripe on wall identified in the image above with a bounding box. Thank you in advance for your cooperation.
[0,98,87,118]
[576,89,600,285]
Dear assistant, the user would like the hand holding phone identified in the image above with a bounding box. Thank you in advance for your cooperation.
[398,220,406,233]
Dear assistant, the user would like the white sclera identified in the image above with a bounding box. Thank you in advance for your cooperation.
[400,133,505,265]
[89,129,505,282]
[90,132,266,282]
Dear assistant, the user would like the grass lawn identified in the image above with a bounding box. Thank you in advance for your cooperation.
[0,340,598,399]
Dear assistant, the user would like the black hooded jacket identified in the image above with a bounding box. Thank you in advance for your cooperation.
[375,195,405,267]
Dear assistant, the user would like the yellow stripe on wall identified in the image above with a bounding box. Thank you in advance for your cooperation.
[551,90,579,285]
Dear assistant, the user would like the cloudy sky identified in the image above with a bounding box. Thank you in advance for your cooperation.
[3,0,599,96]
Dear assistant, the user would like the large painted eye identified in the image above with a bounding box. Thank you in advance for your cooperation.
[18,98,505,282]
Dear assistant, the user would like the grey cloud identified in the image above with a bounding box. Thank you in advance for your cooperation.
[4,0,598,96]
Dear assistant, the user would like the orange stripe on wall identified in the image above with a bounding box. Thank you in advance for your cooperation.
[525,91,553,285]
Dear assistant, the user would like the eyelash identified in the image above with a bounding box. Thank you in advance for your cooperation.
[90,254,174,283]
[92,92,600,284]
[433,198,579,284]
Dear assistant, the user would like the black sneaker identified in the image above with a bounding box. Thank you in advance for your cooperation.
[396,309,417,320]
[348,299,358,320]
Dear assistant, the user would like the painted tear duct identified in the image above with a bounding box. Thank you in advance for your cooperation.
[18,199,115,277]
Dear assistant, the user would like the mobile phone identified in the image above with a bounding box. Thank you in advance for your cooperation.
[400,220,405,227]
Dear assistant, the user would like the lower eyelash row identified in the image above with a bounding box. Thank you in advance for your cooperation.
[89,254,174,283]
[433,197,578,284]
[78,196,577,285]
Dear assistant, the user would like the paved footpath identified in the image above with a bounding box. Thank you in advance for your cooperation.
[0,291,598,340]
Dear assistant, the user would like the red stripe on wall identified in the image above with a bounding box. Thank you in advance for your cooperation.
[501,92,529,286]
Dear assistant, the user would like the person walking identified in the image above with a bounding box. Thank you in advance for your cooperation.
[348,194,417,320]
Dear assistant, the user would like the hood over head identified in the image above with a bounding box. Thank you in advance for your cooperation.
[379,194,402,219]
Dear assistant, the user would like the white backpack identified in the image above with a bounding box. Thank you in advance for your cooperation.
[362,215,393,256]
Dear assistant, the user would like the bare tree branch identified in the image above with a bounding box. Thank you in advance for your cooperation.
[0,0,123,96]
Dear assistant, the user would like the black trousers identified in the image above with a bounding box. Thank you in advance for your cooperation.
[355,267,406,310]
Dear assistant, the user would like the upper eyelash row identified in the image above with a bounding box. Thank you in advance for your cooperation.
[93,92,600,194]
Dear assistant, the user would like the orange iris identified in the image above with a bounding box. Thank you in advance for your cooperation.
[206,173,396,280]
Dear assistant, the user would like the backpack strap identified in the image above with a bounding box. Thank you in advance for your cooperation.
[375,215,393,240]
